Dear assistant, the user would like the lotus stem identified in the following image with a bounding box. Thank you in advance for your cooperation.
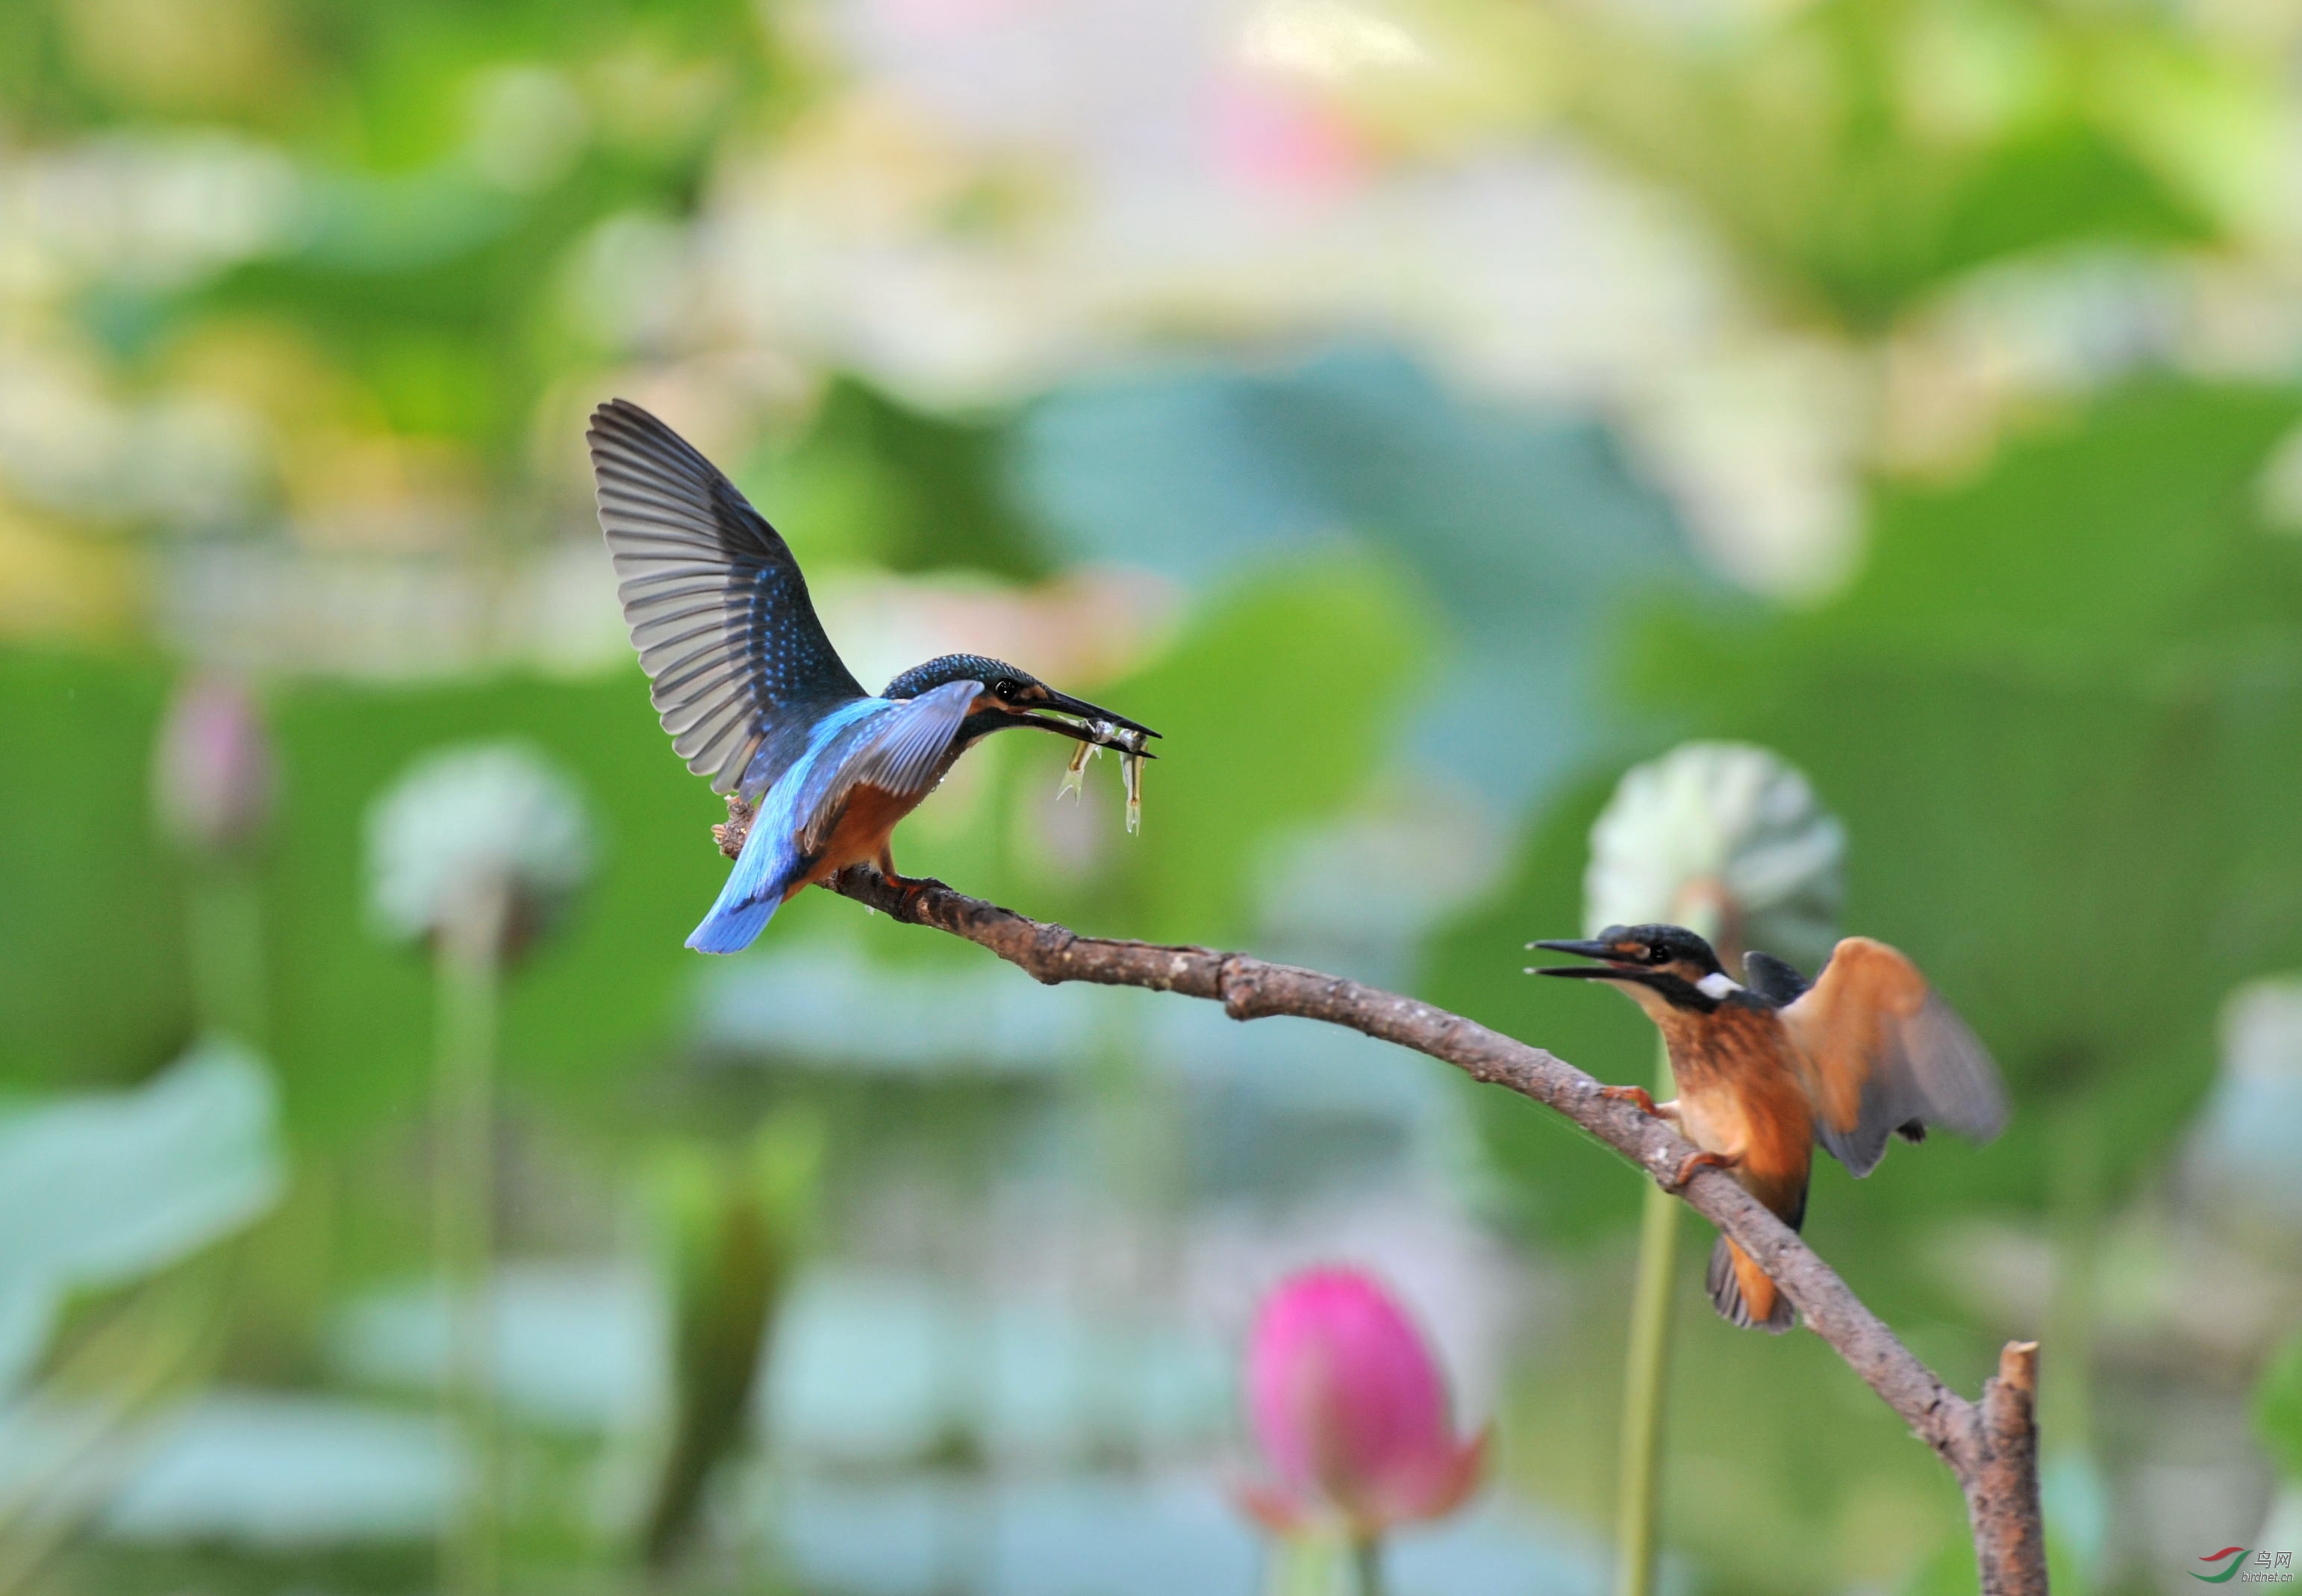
[435,876,509,1596]
[186,861,267,1047]
[1614,896,1729,1596]
[1353,1536,1385,1596]
[1612,1038,1679,1596]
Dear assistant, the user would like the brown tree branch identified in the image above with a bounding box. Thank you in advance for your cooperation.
[1971,1342,2047,1592]
[773,818,2042,1589]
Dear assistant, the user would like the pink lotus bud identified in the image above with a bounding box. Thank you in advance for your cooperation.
[1238,1268,1486,1539]
[153,671,276,855]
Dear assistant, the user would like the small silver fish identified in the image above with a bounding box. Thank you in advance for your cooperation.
[1054,719,1145,824]
[1058,738,1098,799]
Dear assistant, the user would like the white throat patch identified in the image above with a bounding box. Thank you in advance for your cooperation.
[1696,972,1741,1000]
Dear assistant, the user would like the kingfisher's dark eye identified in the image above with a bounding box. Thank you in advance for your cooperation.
[1648,945,1671,964]
[994,679,1015,699]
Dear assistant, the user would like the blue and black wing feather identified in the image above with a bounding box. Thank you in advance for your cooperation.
[587,399,867,795]
[791,679,982,857]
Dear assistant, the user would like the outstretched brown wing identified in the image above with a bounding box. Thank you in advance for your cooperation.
[1781,937,2007,1177]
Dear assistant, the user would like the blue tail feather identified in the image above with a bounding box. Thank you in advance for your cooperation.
[687,891,784,954]
[684,696,893,955]
[686,811,811,955]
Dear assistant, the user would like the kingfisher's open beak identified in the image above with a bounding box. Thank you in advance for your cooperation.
[1528,938,1644,979]
[1032,688,1161,744]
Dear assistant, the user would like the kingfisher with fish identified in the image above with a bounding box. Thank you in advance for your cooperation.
[587,399,1157,954]
[1531,926,2006,1331]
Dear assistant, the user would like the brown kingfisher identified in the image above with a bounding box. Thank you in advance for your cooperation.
[587,399,1158,953]
[1531,925,2006,1331]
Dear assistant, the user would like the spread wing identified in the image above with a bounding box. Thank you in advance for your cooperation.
[1780,936,2007,1177]
[786,680,981,859]
[587,398,866,794]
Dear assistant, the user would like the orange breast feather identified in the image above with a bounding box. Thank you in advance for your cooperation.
[790,783,924,898]
[1670,1006,1814,1332]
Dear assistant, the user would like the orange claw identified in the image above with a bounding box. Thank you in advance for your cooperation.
[1600,1085,1659,1117]
[1666,1149,1738,1191]
[873,857,935,916]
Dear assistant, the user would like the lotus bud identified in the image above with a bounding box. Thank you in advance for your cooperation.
[152,671,276,856]
[1585,741,1844,967]
[364,742,596,959]
[1236,1267,1486,1544]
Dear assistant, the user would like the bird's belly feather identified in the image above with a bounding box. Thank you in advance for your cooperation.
[793,783,923,895]
[1674,1094,1747,1159]
[1670,1012,1815,1225]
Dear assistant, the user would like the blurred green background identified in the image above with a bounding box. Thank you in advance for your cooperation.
[4,0,2302,1591]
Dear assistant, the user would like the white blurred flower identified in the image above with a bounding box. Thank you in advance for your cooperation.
[563,210,699,352]
[13,131,301,289]
[1238,0,1429,82]
[1584,741,1843,967]
[2219,980,2302,1088]
[1629,337,1866,598]
[365,743,596,947]
[0,352,269,530]
[2183,977,2302,1226]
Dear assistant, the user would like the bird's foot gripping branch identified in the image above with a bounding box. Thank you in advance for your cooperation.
[816,864,2051,1596]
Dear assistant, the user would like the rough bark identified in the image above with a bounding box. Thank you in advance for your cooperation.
[1968,1342,2047,1595]
[790,839,2045,1590]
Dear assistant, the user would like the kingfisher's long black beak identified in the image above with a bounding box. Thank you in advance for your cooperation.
[1528,938,1641,979]
[1032,688,1161,744]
